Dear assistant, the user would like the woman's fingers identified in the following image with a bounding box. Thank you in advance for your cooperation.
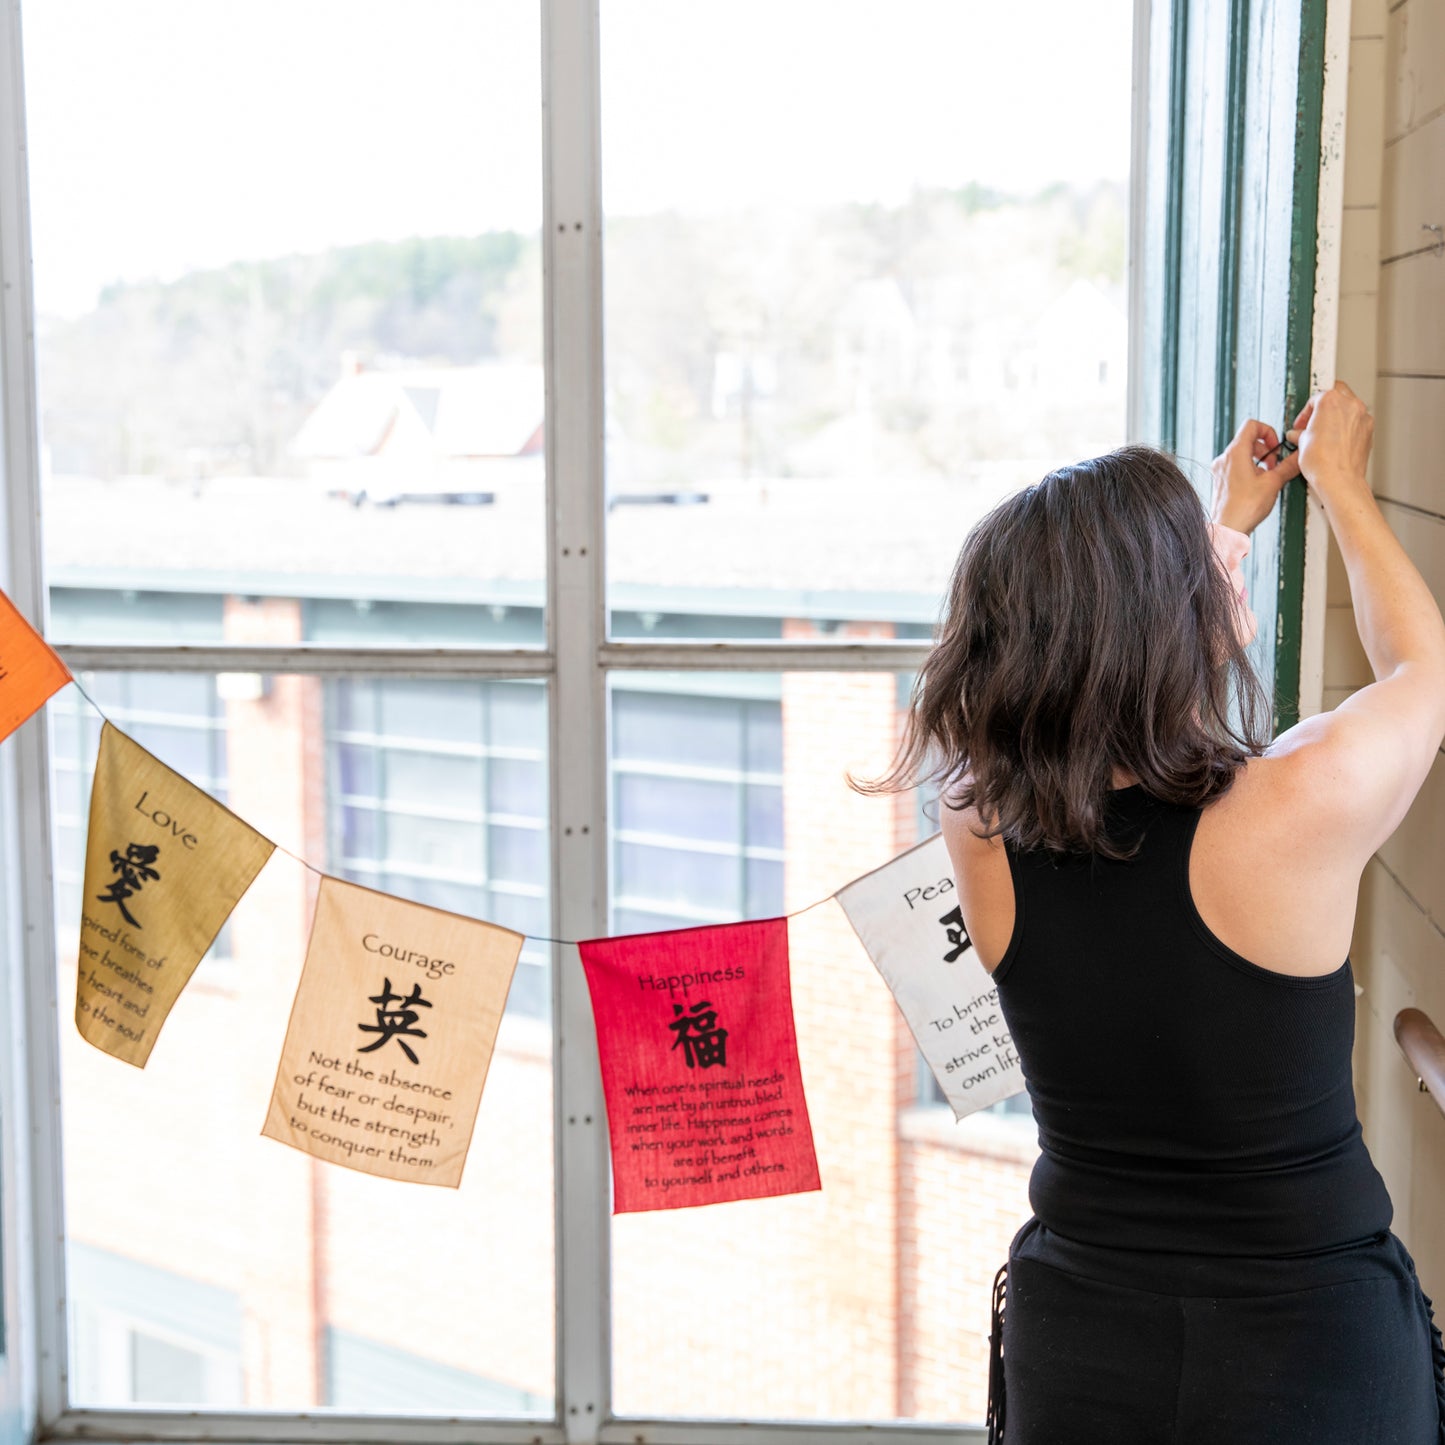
[1272,449,1302,484]
[1230,419,1288,471]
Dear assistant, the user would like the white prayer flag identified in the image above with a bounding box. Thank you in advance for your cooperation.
[835,834,1026,1119]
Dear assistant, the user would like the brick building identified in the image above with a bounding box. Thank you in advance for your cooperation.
[46,469,1048,1425]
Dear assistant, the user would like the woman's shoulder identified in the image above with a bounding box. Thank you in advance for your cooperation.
[1200,747,1378,870]
[937,785,998,854]
[1189,754,1369,977]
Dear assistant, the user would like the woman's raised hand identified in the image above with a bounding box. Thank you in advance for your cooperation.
[1210,417,1301,535]
[1285,381,1374,505]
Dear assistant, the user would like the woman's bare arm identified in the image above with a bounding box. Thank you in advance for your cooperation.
[1269,382,1445,861]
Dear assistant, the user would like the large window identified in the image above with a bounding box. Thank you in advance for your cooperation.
[327,677,552,1018]
[0,2,1167,1442]
[610,680,784,933]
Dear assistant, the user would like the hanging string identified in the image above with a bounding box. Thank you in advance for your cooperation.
[64,677,846,947]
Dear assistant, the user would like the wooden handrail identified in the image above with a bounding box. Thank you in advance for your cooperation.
[1394,1008,1445,1117]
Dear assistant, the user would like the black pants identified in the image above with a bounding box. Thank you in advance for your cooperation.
[989,1215,1445,1444]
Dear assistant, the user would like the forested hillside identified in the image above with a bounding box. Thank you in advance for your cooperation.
[36,181,1124,483]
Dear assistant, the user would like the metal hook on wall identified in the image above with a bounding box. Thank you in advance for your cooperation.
[1425,223,1444,258]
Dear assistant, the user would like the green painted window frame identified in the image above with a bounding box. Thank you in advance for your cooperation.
[1133,0,1328,734]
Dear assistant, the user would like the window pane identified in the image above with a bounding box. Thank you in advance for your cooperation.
[385,752,486,812]
[609,672,1038,1426]
[485,891,548,942]
[490,825,547,886]
[489,683,547,750]
[612,691,744,769]
[616,772,739,844]
[616,841,741,917]
[334,681,379,736]
[601,0,1132,640]
[338,805,380,861]
[123,724,217,789]
[489,757,545,819]
[745,704,783,774]
[745,784,784,851]
[335,745,380,800]
[25,0,545,650]
[383,813,486,874]
[744,855,785,918]
[52,673,554,1415]
[380,684,486,747]
[132,1334,209,1407]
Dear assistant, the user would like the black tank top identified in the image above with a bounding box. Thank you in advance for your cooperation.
[994,783,1393,1257]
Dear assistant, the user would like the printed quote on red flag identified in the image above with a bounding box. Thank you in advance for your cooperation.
[579,917,820,1212]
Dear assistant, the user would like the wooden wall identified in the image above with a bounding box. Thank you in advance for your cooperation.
[1329,0,1445,1297]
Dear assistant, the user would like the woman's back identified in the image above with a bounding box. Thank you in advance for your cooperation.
[887,384,1445,1439]
[990,781,1393,1257]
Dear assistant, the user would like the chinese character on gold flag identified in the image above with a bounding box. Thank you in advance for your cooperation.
[76,721,275,1066]
[0,588,70,745]
[262,876,523,1187]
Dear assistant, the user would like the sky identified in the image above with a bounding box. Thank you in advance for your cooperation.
[21,0,1134,317]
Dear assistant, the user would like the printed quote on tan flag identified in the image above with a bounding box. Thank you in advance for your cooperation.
[263,876,523,1187]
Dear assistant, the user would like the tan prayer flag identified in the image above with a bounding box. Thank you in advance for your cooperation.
[76,721,275,1066]
[0,588,70,745]
[262,876,523,1187]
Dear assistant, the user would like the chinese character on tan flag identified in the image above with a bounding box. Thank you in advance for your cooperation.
[835,833,1025,1119]
[262,876,523,1187]
[0,588,70,745]
[578,918,820,1213]
[77,722,275,1066]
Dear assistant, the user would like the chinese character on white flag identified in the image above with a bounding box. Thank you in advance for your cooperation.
[836,834,1026,1119]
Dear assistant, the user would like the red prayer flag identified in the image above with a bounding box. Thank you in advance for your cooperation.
[579,917,821,1212]
[0,589,70,745]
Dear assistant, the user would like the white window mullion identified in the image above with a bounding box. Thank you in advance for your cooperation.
[542,3,611,1441]
[0,0,69,1436]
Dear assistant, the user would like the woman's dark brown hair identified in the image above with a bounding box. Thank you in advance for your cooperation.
[858,445,1274,859]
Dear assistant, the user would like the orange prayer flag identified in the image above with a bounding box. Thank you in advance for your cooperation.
[0,589,70,744]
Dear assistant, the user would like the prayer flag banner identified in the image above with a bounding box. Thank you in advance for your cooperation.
[0,588,69,745]
[835,833,1025,1118]
[263,876,523,1187]
[579,918,820,1212]
[77,722,275,1066]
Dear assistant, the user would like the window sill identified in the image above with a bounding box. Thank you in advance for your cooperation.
[899,1103,1039,1166]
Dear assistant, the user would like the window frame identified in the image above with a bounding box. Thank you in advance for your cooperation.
[0,0,1339,1440]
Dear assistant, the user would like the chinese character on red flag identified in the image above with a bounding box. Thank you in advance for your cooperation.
[579,917,821,1213]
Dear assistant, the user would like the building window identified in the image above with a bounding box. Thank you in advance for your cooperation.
[609,685,784,934]
[67,1244,243,1409]
[326,678,550,1018]
[324,1327,548,1415]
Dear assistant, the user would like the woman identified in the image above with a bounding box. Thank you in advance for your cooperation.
[873,382,1445,1442]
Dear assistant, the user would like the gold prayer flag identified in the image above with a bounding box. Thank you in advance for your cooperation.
[262,876,523,1187]
[0,588,70,745]
[76,721,275,1066]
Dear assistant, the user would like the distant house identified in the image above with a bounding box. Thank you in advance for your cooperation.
[965,278,1128,398]
[832,276,920,407]
[289,356,544,503]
